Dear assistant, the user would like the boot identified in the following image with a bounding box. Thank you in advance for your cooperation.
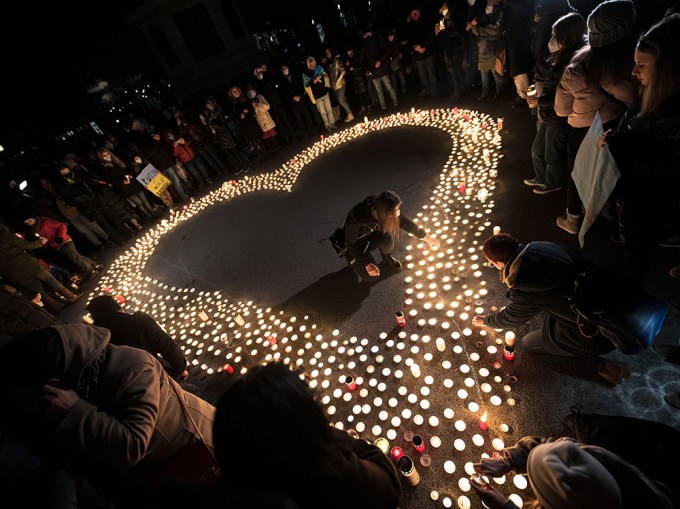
[556,211,582,235]
[129,217,143,231]
[60,288,83,303]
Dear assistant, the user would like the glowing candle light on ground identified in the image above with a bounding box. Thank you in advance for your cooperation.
[479,410,489,431]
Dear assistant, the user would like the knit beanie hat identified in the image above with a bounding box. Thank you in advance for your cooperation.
[587,0,636,48]
[527,440,622,509]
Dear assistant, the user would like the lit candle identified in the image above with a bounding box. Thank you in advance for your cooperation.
[396,311,406,327]
[479,411,488,431]
[410,364,421,378]
[345,375,357,391]
[412,434,426,453]
[391,446,404,461]
[374,437,390,454]
[493,225,501,236]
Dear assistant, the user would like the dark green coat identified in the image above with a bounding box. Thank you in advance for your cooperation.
[0,225,45,283]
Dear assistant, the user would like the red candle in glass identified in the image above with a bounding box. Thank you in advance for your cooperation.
[504,345,515,361]
[412,434,426,453]
[479,411,488,431]
[459,181,467,193]
[345,375,357,391]
[268,335,277,345]
[224,364,235,374]
[391,446,404,461]
[396,311,406,327]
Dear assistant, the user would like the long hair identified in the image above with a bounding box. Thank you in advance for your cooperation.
[552,12,587,66]
[636,14,680,117]
[213,363,335,506]
[95,147,126,168]
[585,34,637,87]
[374,190,402,240]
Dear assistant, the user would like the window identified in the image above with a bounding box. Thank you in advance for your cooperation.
[148,25,180,67]
[220,0,245,39]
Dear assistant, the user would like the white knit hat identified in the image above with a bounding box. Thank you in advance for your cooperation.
[587,0,636,48]
[527,440,622,509]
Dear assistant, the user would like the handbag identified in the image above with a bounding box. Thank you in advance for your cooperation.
[327,227,348,258]
[494,48,507,77]
[571,267,668,354]
[148,380,220,490]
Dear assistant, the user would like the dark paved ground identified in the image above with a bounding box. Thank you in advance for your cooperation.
[59,90,680,509]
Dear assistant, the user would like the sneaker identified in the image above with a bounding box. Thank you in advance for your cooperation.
[556,212,582,235]
[533,185,563,195]
[383,254,403,270]
[523,178,542,187]
[344,114,354,123]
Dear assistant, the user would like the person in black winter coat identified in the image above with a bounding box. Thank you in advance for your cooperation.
[86,295,189,381]
[360,29,399,111]
[343,191,440,282]
[0,284,62,346]
[405,4,440,98]
[471,233,629,384]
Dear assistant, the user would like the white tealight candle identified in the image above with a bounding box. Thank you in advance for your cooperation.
[413,414,424,425]
[410,364,421,378]
[492,438,505,450]
[444,408,455,419]
[429,416,439,427]
[444,460,456,473]
[457,496,471,509]
[458,477,471,492]
[472,434,485,446]
[455,420,466,431]
[454,438,466,451]
[513,475,528,489]
[468,402,480,412]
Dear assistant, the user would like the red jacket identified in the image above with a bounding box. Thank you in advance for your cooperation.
[36,216,70,249]
[168,138,197,163]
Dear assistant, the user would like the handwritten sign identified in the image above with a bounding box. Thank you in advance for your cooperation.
[136,164,171,197]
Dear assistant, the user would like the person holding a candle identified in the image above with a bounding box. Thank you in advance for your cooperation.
[342,190,440,282]
[469,436,675,509]
[213,362,401,509]
[472,233,630,385]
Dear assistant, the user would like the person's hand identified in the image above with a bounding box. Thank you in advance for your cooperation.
[366,263,381,277]
[424,235,440,248]
[474,456,512,477]
[152,133,161,141]
[178,370,189,382]
[472,18,478,26]
[177,137,185,144]
[41,379,79,417]
[472,315,486,327]
[293,95,301,102]
[526,96,538,108]
[470,476,508,509]
[466,21,473,31]
[599,129,614,148]
[314,76,321,83]
[375,60,381,68]
[2,284,17,294]
[414,44,426,54]
[39,236,48,245]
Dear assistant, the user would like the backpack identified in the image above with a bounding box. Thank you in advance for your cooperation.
[571,267,668,354]
[327,227,347,258]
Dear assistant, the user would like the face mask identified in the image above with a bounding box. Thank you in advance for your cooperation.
[247,91,256,99]
[282,67,290,76]
[548,36,560,54]
[102,154,112,161]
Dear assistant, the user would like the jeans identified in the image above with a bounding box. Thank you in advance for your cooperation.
[390,70,407,94]
[68,213,108,246]
[445,60,466,98]
[127,191,154,215]
[334,85,353,117]
[531,120,569,189]
[351,230,395,282]
[163,165,188,200]
[59,241,97,272]
[34,269,72,300]
[371,75,399,110]
[314,94,335,129]
[183,157,212,185]
[480,69,502,96]
[415,56,438,97]
[566,126,590,214]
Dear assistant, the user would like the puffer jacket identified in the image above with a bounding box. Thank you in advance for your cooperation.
[555,53,637,128]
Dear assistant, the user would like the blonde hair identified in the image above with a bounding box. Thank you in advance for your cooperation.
[636,14,680,117]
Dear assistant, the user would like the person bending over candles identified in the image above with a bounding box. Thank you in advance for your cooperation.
[213,362,401,509]
[471,233,629,385]
[343,190,439,282]
[469,436,674,509]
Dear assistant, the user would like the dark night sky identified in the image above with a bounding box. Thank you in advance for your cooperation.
[0,2,156,139]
